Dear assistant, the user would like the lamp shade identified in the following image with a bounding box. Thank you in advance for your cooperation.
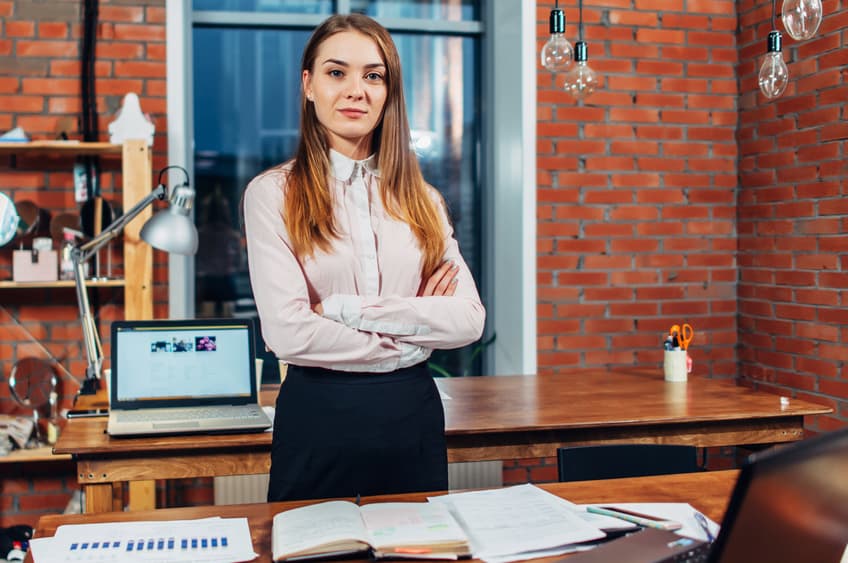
[140,184,198,255]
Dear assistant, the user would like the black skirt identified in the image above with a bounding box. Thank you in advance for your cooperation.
[267,362,448,502]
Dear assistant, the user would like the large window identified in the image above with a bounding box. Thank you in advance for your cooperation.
[170,0,536,379]
[190,1,483,380]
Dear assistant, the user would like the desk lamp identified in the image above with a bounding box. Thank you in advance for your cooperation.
[74,165,198,395]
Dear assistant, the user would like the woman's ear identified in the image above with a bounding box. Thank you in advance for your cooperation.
[302,70,313,101]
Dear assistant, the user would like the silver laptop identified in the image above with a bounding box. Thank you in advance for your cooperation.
[107,318,272,437]
[563,425,848,563]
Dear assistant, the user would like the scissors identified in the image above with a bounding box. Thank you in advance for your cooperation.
[669,323,694,350]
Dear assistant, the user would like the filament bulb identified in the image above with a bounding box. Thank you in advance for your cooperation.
[758,31,789,99]
[540,9,573,72]
[781,0,823,41]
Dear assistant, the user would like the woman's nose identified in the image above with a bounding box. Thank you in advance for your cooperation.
[345,76,365,99]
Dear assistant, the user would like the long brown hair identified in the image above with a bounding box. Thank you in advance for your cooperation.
[284,13,445,278]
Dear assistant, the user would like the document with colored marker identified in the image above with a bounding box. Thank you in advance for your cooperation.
[272,501,471,561]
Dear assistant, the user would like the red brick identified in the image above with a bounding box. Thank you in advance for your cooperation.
[99,5,145,22]
[18,492,73,512]
[6,21,35,37]
[38,22,69,39]
[16,40,78,57]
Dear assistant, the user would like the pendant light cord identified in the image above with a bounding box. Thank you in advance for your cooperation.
[579,0,584,41]
[771,0,776,29]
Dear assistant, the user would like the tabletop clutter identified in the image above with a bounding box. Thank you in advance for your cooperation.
[663,323,694,382]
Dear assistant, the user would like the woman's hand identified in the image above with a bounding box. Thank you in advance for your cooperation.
[418,260,459,297]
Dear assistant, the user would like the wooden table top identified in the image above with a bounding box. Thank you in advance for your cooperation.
[437,370,831,435]
[32,470,740,563]
[56,371,830,457]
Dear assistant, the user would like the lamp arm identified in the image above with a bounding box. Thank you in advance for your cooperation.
[78,184,167,263]
[73,183,166,390]
[73,248,102,385]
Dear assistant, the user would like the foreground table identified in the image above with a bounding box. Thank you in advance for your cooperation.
[31,470,739,563]
[55,370,829,513]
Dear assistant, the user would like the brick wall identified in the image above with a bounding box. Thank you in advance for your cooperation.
[736,0,847,433]
[0,0,168,526]
[536,0,740,379]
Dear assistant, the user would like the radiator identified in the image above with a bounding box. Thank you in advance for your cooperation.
[214,474,270,505]
[213,461,503,504]
[448,461,503,491]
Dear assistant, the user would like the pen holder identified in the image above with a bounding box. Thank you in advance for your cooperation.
[663,350,688,382]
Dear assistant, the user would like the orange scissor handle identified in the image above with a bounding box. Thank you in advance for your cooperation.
[679,323,694,350]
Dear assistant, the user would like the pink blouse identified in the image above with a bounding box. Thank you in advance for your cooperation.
[243,149,486,373]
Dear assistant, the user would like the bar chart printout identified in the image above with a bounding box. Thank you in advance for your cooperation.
[28,517,257,562]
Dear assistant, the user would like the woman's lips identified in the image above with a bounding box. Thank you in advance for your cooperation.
[339,109,366,118]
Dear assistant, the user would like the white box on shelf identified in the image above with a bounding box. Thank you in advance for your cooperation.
[13,249,58,282]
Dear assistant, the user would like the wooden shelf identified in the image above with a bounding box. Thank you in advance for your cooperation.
[0,279,126,289]
[0,445,71,463]
[0,141,122,156]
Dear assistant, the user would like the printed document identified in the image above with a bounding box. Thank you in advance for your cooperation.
[29,517,256,562]
[429,484,606,562]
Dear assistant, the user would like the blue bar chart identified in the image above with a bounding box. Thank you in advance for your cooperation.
[29,517,255,562]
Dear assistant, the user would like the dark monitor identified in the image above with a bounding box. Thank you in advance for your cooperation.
[711,427,848,563]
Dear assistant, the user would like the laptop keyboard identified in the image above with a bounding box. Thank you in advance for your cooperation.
[664,542,711,563]
[116,406,262,423]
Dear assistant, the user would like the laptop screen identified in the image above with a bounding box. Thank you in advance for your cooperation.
[711,427,848,563]
[110,318,257,407]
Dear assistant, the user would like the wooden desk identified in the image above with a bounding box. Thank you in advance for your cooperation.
[31,470,739,563]
[55,370,830,513]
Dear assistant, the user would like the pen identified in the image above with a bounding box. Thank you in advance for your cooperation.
[694,511,714,542]
[586,506,682,531]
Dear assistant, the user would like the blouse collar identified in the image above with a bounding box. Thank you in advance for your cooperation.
[329,149,380,181]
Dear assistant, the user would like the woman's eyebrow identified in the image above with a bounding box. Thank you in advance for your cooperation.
[321,58,385,70]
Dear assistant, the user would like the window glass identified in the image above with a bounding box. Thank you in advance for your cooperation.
[193,0,331,14]
[356,0,478,21]
[192,21,481,380]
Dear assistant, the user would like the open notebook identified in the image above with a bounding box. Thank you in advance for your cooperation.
[106,318,272,437]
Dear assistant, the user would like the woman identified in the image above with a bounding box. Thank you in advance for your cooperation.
[243,13,485,502]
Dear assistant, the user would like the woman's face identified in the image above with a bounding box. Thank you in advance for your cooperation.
[303,30,388,160]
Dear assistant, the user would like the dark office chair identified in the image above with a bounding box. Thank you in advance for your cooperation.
[556,444,702,482]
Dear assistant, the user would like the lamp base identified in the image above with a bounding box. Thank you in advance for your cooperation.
[78,377,100,395]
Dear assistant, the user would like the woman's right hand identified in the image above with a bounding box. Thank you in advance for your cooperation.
[418,260,459,297]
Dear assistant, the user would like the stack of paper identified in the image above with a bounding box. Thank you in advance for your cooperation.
[29,517,257,562]
[429,484,607,563]
[579,503,720,542]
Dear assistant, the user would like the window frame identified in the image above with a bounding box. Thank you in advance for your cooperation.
[165,0,536,376]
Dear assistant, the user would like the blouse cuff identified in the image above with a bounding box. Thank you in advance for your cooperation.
[321,294,363,327]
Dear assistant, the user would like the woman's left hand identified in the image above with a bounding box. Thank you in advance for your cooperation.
[418,260,459,297]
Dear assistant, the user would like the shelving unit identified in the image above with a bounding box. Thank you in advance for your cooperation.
[1,139,154,341]
[0,140,122,156]
[0,280,125,289]
[0,446,71,463]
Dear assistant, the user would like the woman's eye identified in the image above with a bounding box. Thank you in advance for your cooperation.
[366,72,383,81]
[329,69,344,77]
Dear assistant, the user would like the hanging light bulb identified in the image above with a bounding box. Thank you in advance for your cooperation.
[781,0,823,41]
[563,41,597,101]
[562,0,596,101]
[759,30,789,99]
[540,2,573,72]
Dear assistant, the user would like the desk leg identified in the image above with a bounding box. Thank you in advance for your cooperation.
[84,483,116,513]
[128,480,157,511]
